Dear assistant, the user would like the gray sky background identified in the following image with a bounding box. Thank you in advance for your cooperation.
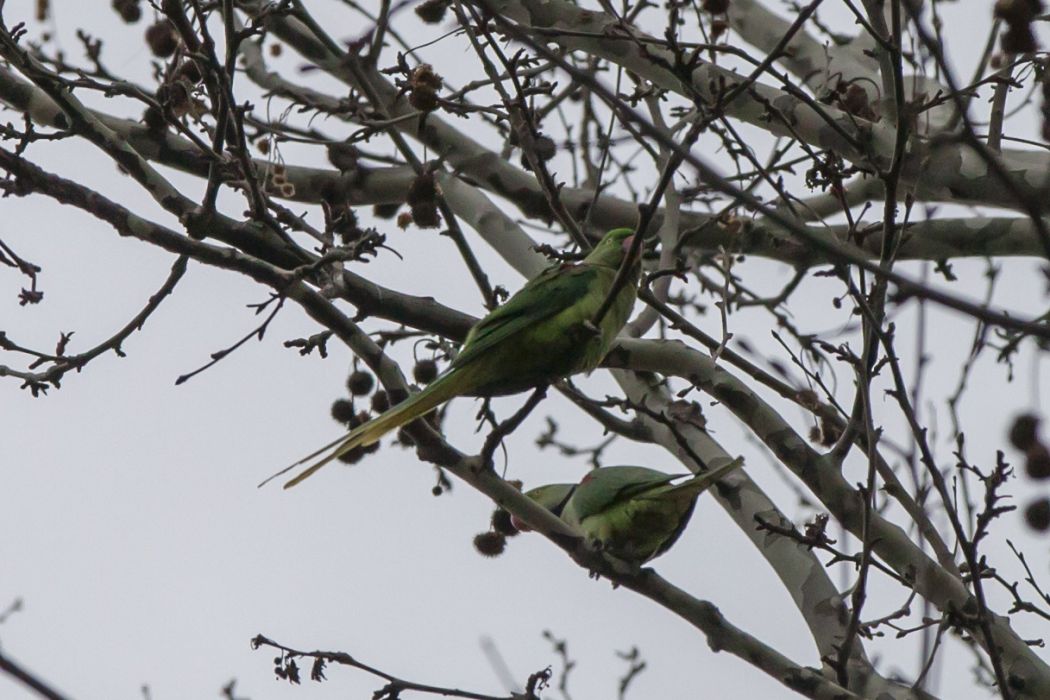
[3,1,1050,698]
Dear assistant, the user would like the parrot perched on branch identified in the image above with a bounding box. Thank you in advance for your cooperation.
[515,460,743,565]
[279,227,640,488]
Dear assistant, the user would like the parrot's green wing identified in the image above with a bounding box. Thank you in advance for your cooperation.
[643,459,743,559]
[568,466,682,519]
[451,262,602,369]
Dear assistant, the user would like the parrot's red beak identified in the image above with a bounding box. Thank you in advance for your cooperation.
[621,234,636,253]
[510,514,531,532]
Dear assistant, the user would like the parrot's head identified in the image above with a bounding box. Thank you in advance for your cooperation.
[510,482,576,532]
[586,227,637,268]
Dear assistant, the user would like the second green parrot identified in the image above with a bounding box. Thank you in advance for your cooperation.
[282,228,639,488]
[515,460,742,565]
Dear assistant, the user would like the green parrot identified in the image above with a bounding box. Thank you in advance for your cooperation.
[518,460,743,565]
[281,228,639,488]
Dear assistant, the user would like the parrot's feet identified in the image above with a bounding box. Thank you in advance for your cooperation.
[581,538,629,585]
[581,319,600,337]
[586,563,642,588]
[575,537,608,580]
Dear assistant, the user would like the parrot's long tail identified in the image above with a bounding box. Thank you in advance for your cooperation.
[672,457,744,497]
[263,371,464,489]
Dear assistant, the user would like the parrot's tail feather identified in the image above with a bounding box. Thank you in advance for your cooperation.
[279,372,463,489]
[256,431,350,488]
[674,457,744,496]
